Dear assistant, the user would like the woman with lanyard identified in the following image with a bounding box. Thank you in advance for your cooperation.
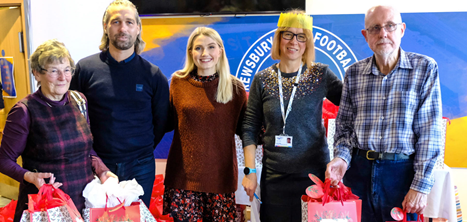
[241,10,343,221]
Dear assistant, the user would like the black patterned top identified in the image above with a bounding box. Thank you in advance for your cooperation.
[191,72,218,82]
[242,63,343,176]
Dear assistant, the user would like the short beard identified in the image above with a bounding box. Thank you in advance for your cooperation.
[110,34,135,51]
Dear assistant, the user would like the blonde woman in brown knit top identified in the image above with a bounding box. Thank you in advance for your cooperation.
[163,27,247,222]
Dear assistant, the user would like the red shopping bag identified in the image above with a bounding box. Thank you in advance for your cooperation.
[149,174,173,221]
[20,184,83,222]
[302,174,362,222]
[322,98,339,135]
[0,199,17,222]
[386,207,424,222]
[303,196,361,222]
[89,196,141,222]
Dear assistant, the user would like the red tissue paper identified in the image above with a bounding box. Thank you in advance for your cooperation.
[322,99,339,135]
[0,199,17,222]
[149,174,173,222]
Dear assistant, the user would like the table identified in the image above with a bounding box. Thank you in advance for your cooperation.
[424,166,457,222]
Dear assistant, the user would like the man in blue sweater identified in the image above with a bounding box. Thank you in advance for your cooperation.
[70,0,169,206]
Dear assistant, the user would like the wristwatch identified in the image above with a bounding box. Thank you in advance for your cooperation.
[244,167,257,175]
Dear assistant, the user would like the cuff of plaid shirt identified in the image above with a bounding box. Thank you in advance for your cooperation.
[410,173,435,195]
[334,144,352,168]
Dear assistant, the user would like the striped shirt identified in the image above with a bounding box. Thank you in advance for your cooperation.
[334,48,443,194]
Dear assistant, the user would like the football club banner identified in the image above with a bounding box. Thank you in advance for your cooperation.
[0,57,17,98]
[140,13,467,167]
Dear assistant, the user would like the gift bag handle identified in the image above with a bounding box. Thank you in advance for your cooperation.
[402,211,424,222]
[33,185,69,211]
[35,185,57,210]
[104,194,126,212]
[52,186,70,201]
[36,184,54,202]
[322,179,346,206]
[27,184,55,212]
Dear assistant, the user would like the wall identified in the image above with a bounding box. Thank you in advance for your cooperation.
[306,0,467,14]
[28,0,466,217]
[28,0,113,91]
[29,0,467,62]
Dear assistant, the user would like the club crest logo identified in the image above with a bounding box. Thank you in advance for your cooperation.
[235,27,358,91]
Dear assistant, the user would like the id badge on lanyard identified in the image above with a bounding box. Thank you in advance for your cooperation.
[275,135,293,148]
[274,63,302,149]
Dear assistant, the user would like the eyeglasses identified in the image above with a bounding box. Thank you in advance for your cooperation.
[280,31,307,43]
[365,23,402,35]
[40,67,75,78]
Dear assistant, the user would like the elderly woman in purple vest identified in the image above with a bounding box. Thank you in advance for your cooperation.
[0,39,117,222]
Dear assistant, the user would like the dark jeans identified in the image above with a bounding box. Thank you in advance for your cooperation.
[343,152,418,222]
[260,167,320,222]
[104,155,155,207]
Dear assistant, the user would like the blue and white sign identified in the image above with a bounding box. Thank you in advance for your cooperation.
[141,12,467,158]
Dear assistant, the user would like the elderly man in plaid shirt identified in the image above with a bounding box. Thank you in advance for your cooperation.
[326,5,443,222]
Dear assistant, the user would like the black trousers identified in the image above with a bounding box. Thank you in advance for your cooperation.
[260,167,324,222]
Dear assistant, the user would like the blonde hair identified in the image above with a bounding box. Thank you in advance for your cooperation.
[99,0,145,54]
[173,27,243,104]
[271,9,315,69]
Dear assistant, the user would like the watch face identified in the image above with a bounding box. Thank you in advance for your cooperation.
[244,167,250,175]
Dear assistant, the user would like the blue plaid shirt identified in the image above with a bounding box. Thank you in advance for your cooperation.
[334,48,443,194]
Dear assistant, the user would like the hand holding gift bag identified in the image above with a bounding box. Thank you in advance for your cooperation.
[19,184,83,222]
[301,174,362,222]
[386,207,424,222]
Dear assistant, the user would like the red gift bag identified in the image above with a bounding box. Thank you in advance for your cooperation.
[0,199,17,222]
[302,174,362,222]
[149,174,173,222]
[89,196,141,222]
[20,184,83,222]
[386,208,424,222]
[322,98,339,135]
[302,196,362,222]
[149,174,164,217]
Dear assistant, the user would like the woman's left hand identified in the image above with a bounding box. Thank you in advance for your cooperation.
[24,171,63,190]
[98,171,118,184]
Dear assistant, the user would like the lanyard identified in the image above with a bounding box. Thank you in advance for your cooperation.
[277,63,303,134]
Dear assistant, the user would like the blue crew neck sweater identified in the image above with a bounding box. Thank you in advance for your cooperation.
[70,51,170,163]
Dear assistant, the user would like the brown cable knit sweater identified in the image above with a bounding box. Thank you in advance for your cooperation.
[164,74,247,194]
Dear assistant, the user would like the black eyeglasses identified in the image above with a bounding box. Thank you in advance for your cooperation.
[280,31,307,43]
[365,23,402,35]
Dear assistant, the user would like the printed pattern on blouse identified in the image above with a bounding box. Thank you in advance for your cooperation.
[191,72,219,82]
[163,188,237,222]
[260,64,324,100]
